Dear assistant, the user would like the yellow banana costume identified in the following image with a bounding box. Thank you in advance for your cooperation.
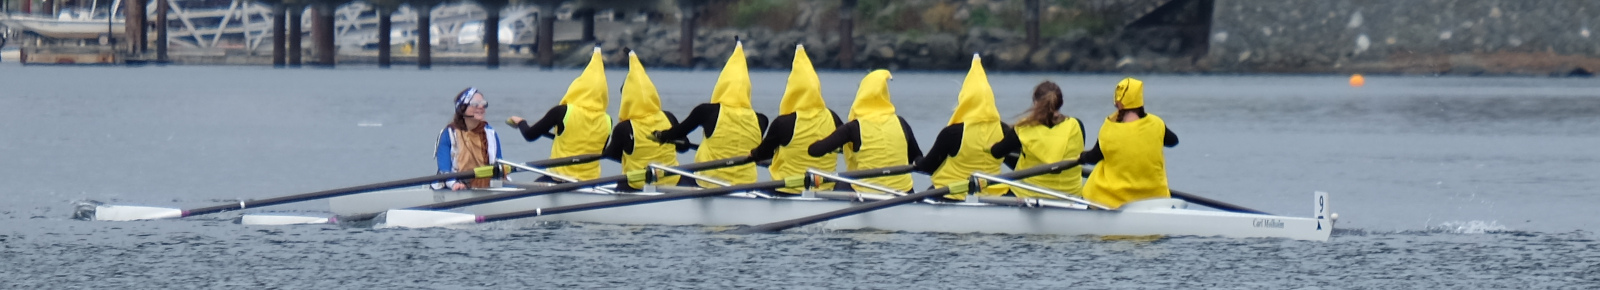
[692,42,764,188]
[1012,118,1085,198]
[843,70,913,193]
[1084,77,1170,209]
[932,55,1009,200]
[548,47,613,181]
[770,45,839,193]
[619,52,681,189]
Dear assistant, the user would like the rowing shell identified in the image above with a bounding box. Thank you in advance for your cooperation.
[328,187,1335,241]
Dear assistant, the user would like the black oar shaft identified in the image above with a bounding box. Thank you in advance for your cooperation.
[1080,165,1270,215]
[736,160,1079,233]
[183,170,484,217]
[182,154,603,217]
[1170,190,1271,215]
[480,165,916,223]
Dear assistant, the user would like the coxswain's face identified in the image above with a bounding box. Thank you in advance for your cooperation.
[465,94,488,122]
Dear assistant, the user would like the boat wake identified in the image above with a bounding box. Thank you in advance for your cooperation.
[71,199,102,221]
[1426,220,1510,234]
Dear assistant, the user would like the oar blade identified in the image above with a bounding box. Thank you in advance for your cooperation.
[377,209,479,229]
[90,205,184,221]
[238,214,334,225]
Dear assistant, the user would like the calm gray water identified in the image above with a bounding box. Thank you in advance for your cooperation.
[2,63,1598,288]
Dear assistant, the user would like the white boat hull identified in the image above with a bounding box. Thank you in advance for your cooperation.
[329,187,1333,241]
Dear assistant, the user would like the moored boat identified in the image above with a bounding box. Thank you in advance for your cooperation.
[328,186,1335,241]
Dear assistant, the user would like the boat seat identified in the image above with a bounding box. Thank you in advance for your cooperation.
[1117,198,1187,211]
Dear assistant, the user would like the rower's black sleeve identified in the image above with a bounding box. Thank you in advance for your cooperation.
[900,116,924,164]
[751,113,796,161]
[658,103,718,141]
[1164,126,1179,147]
[990,124,1021,161]
[809,120,859,157]
[603,121,634,161]
[1079,142,1103,165]
[515,105,567,141]
[914,124,964,174]
[662,111,693,153]
[990,124,1017,159]
[756,112,770,133]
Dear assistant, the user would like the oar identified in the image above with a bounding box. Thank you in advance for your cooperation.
[731,160,1081,234]
[380,165,916,228]
[83,154,603,222]
[336,155,756,222]
[238,157,596,225]
[1079,165,1269,215]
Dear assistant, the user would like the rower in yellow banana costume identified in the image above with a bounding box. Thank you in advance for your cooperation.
[915,54,1012,200]
[809,69,923,193]
[508,46,612,182]
[652,42,767,188]
[751,44,844,194]
[1081,77,1180,209]
[602,51,690,191]
[991,81,1086,198]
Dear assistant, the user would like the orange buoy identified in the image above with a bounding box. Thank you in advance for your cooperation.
[1349,74,1365,87]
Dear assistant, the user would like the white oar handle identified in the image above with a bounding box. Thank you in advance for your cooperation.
[497,159,578,183]
[804,169,907,197]
[970,172,1108,210]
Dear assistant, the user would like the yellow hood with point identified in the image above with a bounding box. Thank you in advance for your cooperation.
[848,70,896,121]
[778,45,827,115]
[558,47,608,112]
[1115,77,1145,109]
[620,52,665,124]
[710,42,753,109]
[947,55,1001,126]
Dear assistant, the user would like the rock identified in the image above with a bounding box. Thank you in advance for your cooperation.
[875,44,895,59]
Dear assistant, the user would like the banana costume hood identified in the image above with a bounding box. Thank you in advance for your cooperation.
[620,51,667,125]
[946,55,1001,126]
[778,45,827,115]
[848,70,896,121]
[709,42,753,109]
[559,47,609,112]
[1114,77,1144,109]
